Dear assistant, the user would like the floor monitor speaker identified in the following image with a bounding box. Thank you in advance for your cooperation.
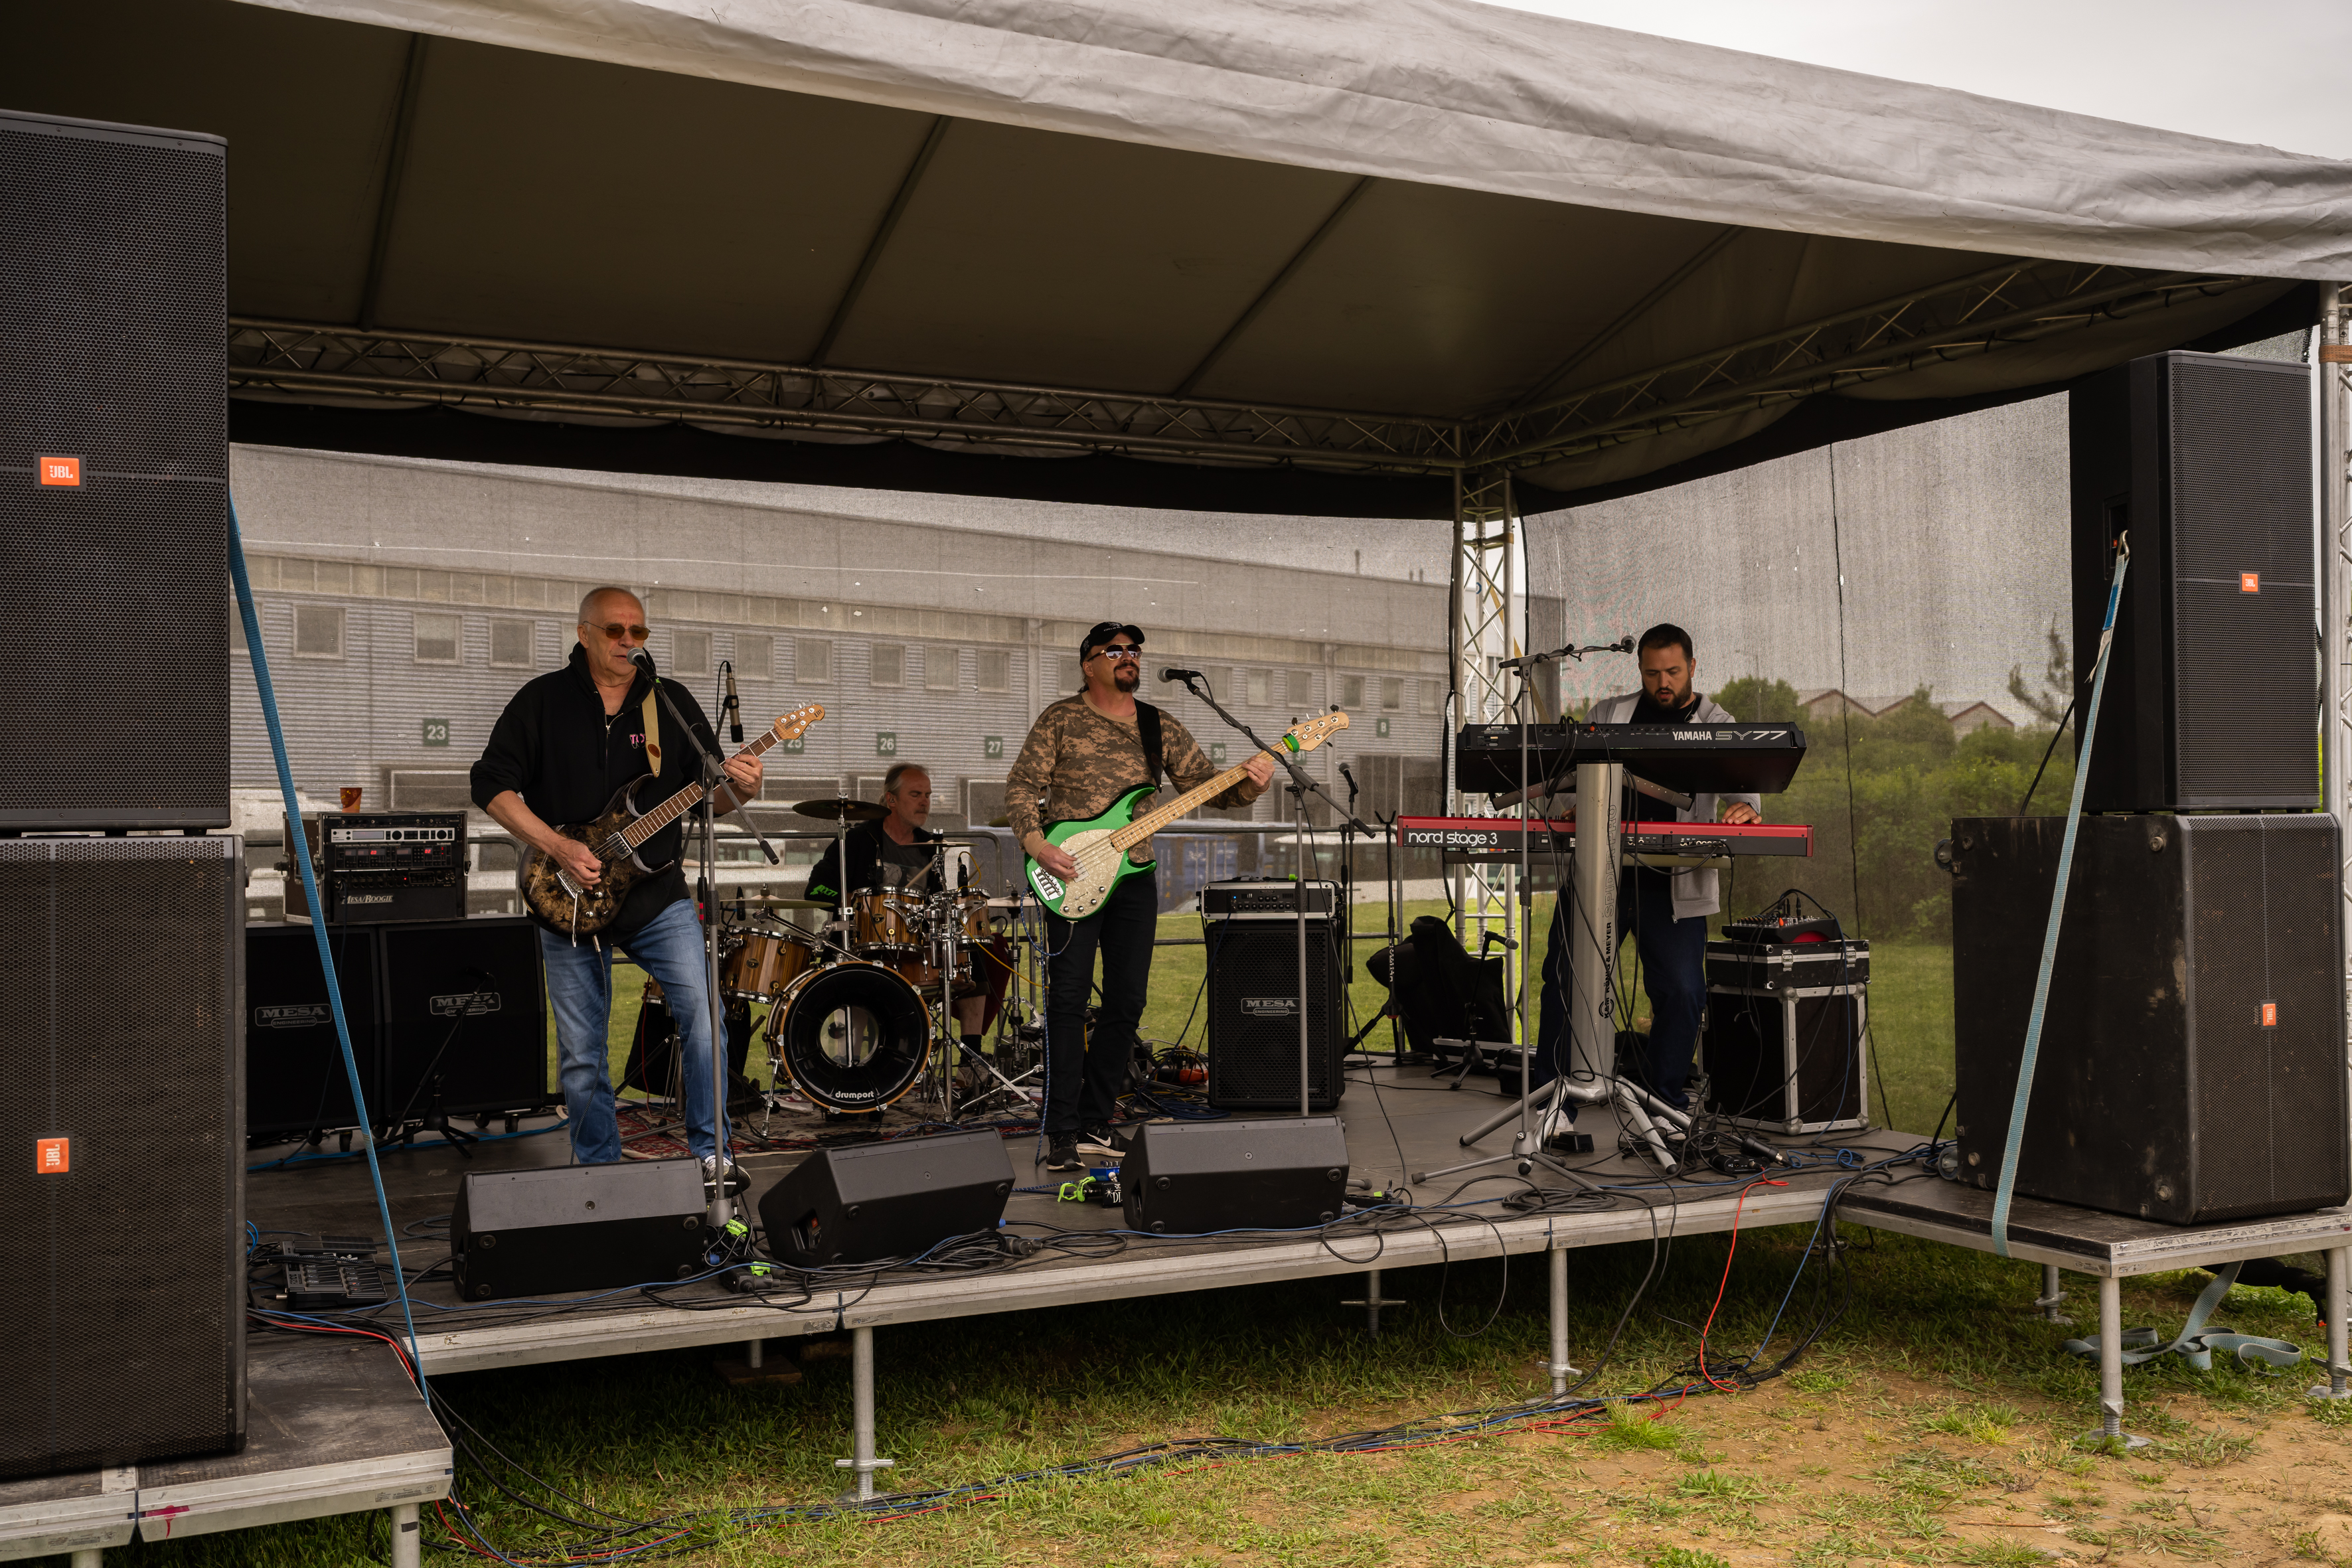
[378,917,550,1129]
[1203,891,1345,1110]
[245,921,378,1140]
[1119,1117,1350,1235]
[0,109,229,830]
[2071,351,2315,811]
[758,1128,1015,1267]
[1952,814,2348,1224]
[0,836,245,1477]
[452,1160,707,1300]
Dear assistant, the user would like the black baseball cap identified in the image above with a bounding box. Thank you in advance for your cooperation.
[1079,621,1145,659]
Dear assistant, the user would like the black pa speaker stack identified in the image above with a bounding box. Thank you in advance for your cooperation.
[1202,880,1346,1111]
[1948,349,2341,1228]
[0,109,248,1478]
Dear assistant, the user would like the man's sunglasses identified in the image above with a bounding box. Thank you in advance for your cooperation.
[586,622,651,641]
[1091,644,1142,661]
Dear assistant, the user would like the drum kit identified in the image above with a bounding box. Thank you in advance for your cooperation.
[714,795,1044,1127]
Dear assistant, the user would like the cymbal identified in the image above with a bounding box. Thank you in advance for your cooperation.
[732,896,831,909]
[792,796,886,823]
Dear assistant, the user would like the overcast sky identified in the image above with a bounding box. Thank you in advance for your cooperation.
[1488,0,2351,159]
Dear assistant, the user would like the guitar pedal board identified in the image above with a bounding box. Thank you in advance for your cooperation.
[285,811,469,924]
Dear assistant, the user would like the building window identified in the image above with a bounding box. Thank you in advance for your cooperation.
[1246,670,1270,705]
[229,602,248,654]
[1285,670,1310,706]
[736,633,773,680]
[413,611,461,664]
[671,630,712,676]
[293,604,345,659]
[871,643,905,686]
[1058,655,1083,692]
[976,649,1011,692]
[1340,674,1366,708]
[1205,665,1232,700]
[1420,678,1442,715]
[797,639,832,682]
[925,647,960,692]
[489,619,533,667]
[1381,676,1403,710]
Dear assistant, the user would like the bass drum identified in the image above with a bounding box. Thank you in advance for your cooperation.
[771,960,931,1113]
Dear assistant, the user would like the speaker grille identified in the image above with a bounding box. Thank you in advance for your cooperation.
[0,836,243,1476]
[2167,357,2314,807]
[378,919,550,1123]
[1205,919,1344,1109]
[0,112,228,829]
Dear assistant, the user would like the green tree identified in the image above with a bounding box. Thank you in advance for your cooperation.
[1713,675,1803,722]
[2007,616,2073,726]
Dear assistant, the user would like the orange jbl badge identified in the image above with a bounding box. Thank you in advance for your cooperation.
[35,1137,68,1174]
[2260,1001,2278,1028]
[2240,572,2260,593]
[37,455,80,487]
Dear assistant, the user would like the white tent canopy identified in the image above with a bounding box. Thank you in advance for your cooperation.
[7,0,2346,511]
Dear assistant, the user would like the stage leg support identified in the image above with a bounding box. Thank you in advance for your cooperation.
[2312,1245,2351,1401]
[1340,1267,1406,1338]
[1542,1244,1580,1397]
[390,1501,420,1568]
[70,1551,104,1568]
[833,1324,894,1500]
[746,1338,763,1370]
[2035,1265,2073,1325]
[2084,1275,2150,1450]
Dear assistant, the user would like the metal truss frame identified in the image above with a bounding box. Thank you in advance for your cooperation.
[2320,286,2352,1029]
[224,264,2263,481]
[1449,470,1522,1028]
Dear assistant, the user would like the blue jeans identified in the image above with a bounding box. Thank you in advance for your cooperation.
[1537,868,1710,1112]
[541,898,720,1163]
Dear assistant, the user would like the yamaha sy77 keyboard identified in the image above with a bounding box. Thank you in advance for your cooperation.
[1454,722,1806,797]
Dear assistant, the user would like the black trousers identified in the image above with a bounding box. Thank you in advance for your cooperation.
[1042,868,1157,1137]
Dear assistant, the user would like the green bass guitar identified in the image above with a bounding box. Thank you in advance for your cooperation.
[1024,710,1351,919]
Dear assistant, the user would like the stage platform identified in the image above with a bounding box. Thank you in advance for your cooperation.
[0,1332,447,1564]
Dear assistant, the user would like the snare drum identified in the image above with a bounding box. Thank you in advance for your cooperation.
[850,888,923,954]
[720,927,816,999]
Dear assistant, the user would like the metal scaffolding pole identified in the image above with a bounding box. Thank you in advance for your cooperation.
[1450,470,1524,1024]
[2323,284,2352,1250]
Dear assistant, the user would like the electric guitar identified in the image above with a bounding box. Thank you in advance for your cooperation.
[1024,710,1351,919]
[518,704,824,936]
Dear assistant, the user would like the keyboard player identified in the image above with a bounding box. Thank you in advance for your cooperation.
[1531,623,1760,1123]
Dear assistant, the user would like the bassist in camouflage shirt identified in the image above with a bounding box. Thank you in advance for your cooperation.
[1009,621,1272,1170]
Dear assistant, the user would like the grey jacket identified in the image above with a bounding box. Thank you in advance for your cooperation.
[1588,690,1763,921]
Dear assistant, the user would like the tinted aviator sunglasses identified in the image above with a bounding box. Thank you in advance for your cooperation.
[1093,643,1142,661]
[588,621,652,641]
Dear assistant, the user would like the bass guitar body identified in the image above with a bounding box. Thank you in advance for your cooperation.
[517,777,669,937]
[1024,785,1158,921]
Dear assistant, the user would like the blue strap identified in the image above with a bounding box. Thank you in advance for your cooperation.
[2063,1261,2308,1372]
[1992,538,2129,1259]
[230,500,429,1403]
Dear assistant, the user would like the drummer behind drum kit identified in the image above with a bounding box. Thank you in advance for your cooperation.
[716,795,1034,1127]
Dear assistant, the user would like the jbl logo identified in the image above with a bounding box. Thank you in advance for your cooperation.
[37,455,80,487]
[36,1137,69,1174]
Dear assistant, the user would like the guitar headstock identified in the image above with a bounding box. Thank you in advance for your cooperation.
[771,704,826,742]
[1278,709,1352,755]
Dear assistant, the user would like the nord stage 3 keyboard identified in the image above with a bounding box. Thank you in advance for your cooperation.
[1397,817,1813,865]
[1454,722,1807,797]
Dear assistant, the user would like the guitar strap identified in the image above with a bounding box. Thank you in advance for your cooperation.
[1136,700,1164,786]
[639,684,663,775]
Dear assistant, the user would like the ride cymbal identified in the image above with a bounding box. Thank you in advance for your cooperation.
[791,797,886,822]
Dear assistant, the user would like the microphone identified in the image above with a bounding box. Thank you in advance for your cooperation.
[722,659,742,743]
[626,645,653,669]
[1338,762,1358,795]
[1159,667,1202,684]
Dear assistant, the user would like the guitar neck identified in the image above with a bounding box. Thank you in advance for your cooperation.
[615,728,785,851]
[1111,752,1275,849]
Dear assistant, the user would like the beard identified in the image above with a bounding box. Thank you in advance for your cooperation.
[1113,664,1142,692]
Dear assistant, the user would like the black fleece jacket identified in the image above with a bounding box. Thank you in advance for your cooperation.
[471,645,721,942]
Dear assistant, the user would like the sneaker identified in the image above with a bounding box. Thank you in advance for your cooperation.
[701,1153,747,1195]
[1043,1137,1084,1172]
[1077,1123,1129,1160]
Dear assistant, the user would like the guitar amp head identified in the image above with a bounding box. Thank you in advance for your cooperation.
[285,812,469,924]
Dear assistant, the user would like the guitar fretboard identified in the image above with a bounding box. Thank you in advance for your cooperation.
[1111,753,1275,850]
[607,721,799,855]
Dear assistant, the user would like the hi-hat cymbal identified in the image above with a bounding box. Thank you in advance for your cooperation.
[792,796,886,822]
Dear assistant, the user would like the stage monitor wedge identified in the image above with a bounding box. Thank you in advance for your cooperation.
[2071,351,2315,812]
[0,108,229,830]
[0,837,246,1478]
[1952,813,2348,1225]
[758,1127,1016,1267]
[453,1161,707,1300]
[1121,1117,1351,1234]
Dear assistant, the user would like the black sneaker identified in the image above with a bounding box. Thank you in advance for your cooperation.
[1044,1137,1084,1171]
[1077,1123,1129,1160]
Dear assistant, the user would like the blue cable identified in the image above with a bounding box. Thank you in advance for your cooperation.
[230,499,429,1405]
[1992,536,2130,1259]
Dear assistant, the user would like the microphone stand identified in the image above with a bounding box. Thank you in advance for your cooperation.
[1172,674,1372,1118]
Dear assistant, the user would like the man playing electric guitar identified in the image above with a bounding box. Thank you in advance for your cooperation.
[471,586,763,1186]
[1007,621,1273,1171]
